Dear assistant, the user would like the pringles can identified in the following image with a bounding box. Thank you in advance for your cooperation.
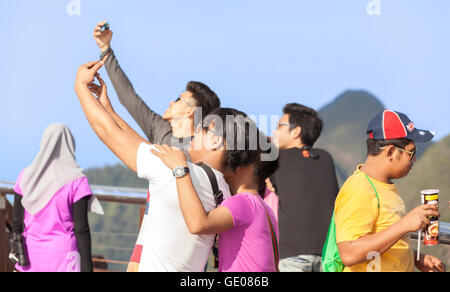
[420,189,439,246]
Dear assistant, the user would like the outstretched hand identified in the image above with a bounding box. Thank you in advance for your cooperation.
[94,20,113,52]
[75,60,104,87]
[151,145,188,170]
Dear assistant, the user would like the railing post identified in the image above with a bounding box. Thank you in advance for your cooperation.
[0,193,8,272]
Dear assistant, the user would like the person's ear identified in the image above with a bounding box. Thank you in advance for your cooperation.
[234,166,244,175]
[290,126,302,140]
[211,135,224,150]
[386,145,396,161]
[185,106,196,118]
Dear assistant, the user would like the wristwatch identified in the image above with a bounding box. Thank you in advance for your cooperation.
[173,166,190,178]
[99,47,111,61]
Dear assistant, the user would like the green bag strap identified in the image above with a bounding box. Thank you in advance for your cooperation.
[363,173,380,210]
[321,173,381,272]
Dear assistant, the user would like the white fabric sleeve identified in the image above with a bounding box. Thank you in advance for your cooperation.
[136,143,172,184]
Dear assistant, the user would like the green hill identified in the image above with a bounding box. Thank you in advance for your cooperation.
[84,163,147,188]
[316,90,433,183]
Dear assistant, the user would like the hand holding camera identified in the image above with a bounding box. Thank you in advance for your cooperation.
[94,20,112,53]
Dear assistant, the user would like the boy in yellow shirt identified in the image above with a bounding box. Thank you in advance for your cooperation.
[335,110,445,272]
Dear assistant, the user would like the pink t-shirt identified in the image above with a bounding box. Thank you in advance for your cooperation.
[263,188,279,222]
[219,193,279,272]
[14,170,92,272]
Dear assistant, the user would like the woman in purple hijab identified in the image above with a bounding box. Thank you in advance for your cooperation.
[11,123,102,272]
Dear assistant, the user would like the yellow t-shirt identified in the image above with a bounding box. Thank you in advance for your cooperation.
[334,166,415,272]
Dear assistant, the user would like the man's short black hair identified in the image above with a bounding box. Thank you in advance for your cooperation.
[366,137,413,156]
[283,103,323,147]
[186,81,221,119]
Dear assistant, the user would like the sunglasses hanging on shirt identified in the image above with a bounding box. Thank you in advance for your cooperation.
[300,146,320,160]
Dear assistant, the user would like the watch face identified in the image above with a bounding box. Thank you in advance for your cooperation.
[174,166,188,177]
[174,167,183,177]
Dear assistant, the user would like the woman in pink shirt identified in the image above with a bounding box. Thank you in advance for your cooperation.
[152,121,279,272]
[11,123,101,272]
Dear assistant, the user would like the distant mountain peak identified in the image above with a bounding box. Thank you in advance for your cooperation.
[318,90,385,131]
[321,90,385,114]
[316,89,386,181]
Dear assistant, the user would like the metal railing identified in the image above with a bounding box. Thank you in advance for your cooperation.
[1,181,449,272]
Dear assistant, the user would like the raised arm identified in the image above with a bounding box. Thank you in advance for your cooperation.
[74,60,147,172]
[93,21,173,144]
[87,73,147,144]
[151,145,234,235]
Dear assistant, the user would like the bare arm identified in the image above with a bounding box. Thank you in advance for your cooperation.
[151,145,234,235]
[175,174,234,235]
[338,204,440,267]
[338,220,408,266]
[93,21,173,144]
[75,61,147,172]
[88,74,149,144]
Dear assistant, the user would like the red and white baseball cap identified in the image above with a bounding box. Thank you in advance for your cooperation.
[367,110,434,142]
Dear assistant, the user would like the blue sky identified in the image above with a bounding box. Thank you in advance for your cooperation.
[1,0,449,181]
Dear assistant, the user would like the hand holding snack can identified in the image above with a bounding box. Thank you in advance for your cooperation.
[420,189,439,246]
